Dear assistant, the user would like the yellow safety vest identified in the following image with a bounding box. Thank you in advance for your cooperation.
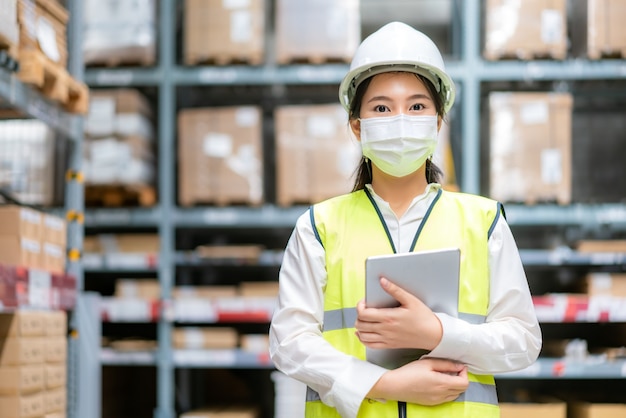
[307,188,502,418]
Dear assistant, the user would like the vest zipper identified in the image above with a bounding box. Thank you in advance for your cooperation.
[398,401,407,418]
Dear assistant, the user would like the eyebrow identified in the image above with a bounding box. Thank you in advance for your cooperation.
[366,93,432,103]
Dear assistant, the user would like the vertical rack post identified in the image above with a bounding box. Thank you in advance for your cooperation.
[459,0,481,194]
[64,1,102,418]
[155,0,176,417]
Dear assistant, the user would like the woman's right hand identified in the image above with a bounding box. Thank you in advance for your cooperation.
[367,358,469,405]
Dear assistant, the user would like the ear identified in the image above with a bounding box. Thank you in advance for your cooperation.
[350,119,361,141]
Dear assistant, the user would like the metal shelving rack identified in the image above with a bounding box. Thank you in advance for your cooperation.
[79,1,626,417]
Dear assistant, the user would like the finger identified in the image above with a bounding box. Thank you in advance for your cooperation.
[380,277,417,306]
[424,358,466,374]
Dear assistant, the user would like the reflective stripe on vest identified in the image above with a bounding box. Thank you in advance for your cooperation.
[308,189,501,418]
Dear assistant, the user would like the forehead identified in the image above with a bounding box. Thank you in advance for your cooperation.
[364,72,432,98]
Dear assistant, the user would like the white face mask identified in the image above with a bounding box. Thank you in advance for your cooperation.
[359,114,438,178]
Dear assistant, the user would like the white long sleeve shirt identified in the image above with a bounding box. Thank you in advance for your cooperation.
[269,184,542,418]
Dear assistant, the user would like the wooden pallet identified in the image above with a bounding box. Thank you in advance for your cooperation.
[18,49,89,114]
[484,48,567,61]
[275,54,353,65]
[85,184,156,208]
[588,47,626,60]
[185,52,264,67]
[85,49,155,68]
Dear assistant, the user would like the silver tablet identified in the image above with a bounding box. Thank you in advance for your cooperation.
[364,247,461,369]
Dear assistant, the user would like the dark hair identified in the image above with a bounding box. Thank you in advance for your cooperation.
[349,73,445,192]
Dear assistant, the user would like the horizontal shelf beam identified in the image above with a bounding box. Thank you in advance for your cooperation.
[86,60,626,88]
[505,203,626,228]
[175,205,308,228]
[0,69,82,140]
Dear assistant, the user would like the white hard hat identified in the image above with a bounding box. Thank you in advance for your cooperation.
[339,21,455,114]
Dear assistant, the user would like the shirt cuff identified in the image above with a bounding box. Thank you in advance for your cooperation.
[427,313,472,361]
[329,359,387,418]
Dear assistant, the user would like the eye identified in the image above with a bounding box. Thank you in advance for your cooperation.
[373,104,389,113]
[411,103,425,111]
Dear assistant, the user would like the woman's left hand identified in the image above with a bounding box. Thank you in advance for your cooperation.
[355,277,443,351]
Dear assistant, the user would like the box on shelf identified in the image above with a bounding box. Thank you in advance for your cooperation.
[0,120,56,206]
[184,0,265,66]
[173,285,238,300]
[42,311,66,337]
[114,279,160,300]
[83,0,156,66]
[275,104,360,206]
[85,89,153,138]
[570,402,626,418]
[178,106,264,206]
[42,387,65,414]
[577,240,626,253]
[0,237,42,271]
[0,391,45,418]
[17,0,69,67]
[172,327,238,350]
[179,405,259,418]
[0,311,45,338]
[484,0,567,60]
[275,0,360,64]
[42,337,66,364]
[44,364,65,390]
[0,0,19,57]
[0,206,41,241]
[41,214,65,248]
[0,338,45,366]
[238,282,278,298]
[488,92,573,205]
[588,0,626,59]
[581,273,626,297]
[499,401,567,418]
[0,366,44,395]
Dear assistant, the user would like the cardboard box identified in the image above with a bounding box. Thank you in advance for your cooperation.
[484,0,567,60]
[17,0,69,67]
[0,312,45,338]
[0,237,41,270]
[41,214,66,247]
[42,311,66,337]
[581,273,626,297]
[0,366,45,395]
[577,240,626,253]
[180,406,259,418]
[184,0,265,65]
[43,387,65,414]
[173,286,238,299]
[41,242,65,275]
[178,106,264,206]
[570,402,626,418]
[0,338,44,366]
[43,337,66,364]
[114,279,160,300]
[0,206,42,241]
[0,392,45,418]
[238,282,278,298]
[489,92,572,205]
[500,401,566,418]
[275,0,360,64]
[588,0,626,59]
[44,364,65,390]
[275,104,360,206]
[86,89,153,138]
[172,327,238,349]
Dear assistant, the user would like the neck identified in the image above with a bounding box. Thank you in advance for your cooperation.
[371,166,429,218]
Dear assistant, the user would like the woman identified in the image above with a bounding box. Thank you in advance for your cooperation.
[269,21,541,418]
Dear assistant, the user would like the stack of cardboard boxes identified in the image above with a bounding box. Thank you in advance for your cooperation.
[588,0,626,59]
[274,104,361,206]
[0,206,65,274]
[183,0,265,65]
[488,92,573,205]
[178,106,264,207]
[17,0,69,67]
[0,310,67,418]
[83,0,156,66]
[484,0,568,60]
